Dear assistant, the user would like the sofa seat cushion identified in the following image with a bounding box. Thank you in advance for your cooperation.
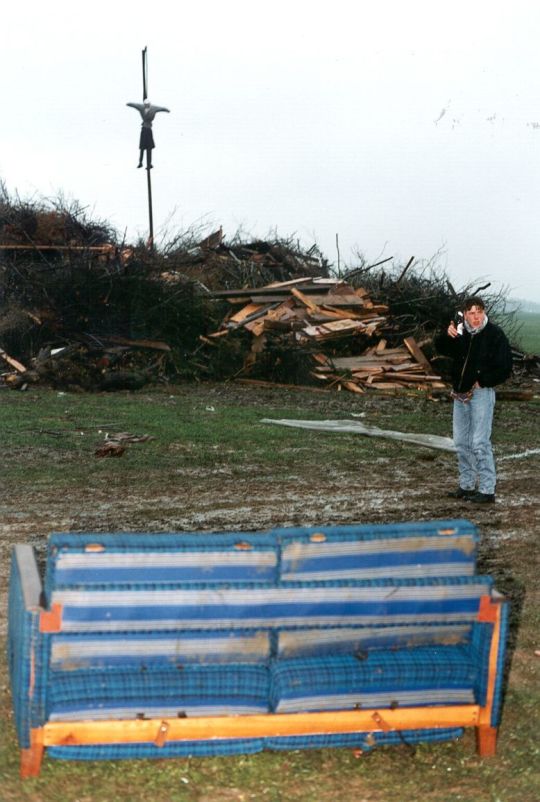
[270,645,479,713]
[48,665,270,720]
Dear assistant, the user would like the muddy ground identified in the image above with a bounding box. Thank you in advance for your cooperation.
[1,384,538,635]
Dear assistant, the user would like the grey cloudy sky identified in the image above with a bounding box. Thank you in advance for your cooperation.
[3,0,540,300]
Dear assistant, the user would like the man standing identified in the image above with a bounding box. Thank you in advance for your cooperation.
[435,296,513,504]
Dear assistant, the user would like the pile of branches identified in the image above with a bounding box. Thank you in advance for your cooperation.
[0,190,332,389]
[0,190,211,387]
[343,253,522,355]
[0,185,115,248]
[159,227,330,292]
[1,186,534,392]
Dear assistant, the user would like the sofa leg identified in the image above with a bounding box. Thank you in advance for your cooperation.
[476,725,498,757]
[20,743,44,778]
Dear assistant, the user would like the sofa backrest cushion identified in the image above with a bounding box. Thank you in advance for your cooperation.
[44,520,478,596]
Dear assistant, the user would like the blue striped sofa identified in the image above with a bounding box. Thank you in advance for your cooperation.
[8,519,509,777]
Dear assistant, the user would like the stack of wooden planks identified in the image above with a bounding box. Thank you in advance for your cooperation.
[311,338,446,394]
[207,277,445,394]
[208,277,389,342]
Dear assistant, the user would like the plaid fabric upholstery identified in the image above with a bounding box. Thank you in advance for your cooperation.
[7,549,48,748]
[265,727,465,751]
[47,738,265,760]
[491,602,510,727]
[48,665,270,720]
[270,645,481,713]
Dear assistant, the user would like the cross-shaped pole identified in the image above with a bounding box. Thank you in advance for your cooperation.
[127,47,170,249]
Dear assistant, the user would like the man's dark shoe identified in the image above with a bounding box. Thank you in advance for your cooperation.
[447,487,476,499]
[466,491,496,504]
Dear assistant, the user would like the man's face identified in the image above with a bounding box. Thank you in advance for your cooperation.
[464,305,486,328]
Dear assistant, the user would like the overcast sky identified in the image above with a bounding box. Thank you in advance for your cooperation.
[2,1,540,301]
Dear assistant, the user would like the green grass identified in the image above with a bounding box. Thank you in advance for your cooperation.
[1,386,454,488]
[514,311,540,354]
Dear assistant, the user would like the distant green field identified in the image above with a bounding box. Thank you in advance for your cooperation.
[515,312,540,354]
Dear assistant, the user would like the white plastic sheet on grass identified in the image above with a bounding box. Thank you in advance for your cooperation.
[261,418,456,452]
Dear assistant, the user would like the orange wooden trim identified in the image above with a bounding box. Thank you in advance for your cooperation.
[39,603,63,633]
[476,725,498,757]
[370,711,391,731]
[478,598,502,727]
[478,595,498,623]
[154,721,169,747]
[41,705,481,747]
[20,730,45,779]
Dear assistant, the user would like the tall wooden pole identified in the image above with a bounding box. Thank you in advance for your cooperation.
[146,150,154,249]
[142,47,154,250]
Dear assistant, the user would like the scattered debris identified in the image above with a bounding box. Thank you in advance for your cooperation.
[261,418,455,452]
[1,338,172,391]
[95,441,126,458]
[498,448,540,462]
[94,431,155,458]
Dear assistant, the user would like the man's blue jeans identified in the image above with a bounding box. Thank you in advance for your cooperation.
[452,387,496,494]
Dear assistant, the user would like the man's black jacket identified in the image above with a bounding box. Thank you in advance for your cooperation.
[434,321,513,393]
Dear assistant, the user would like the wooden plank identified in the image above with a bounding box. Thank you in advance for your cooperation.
[245,319,266,336]
[387,362,423,372]
[290,287,321,312]
[228,303,265,323]
[319,305,364,320]
[320,319,364,333]
[308,294,368,307]
[369,381,408,390]
[40,705,481,747]
[331,356,399,370]
[207,329,231,339]
[265,277,317,289]
[0,348,27,373]
[211,280,342,298]
[403,336,433,371]
[250,295,299,304]
[0,244,114,252]
[351,369,384,379]
[388,373,442,382]
[342,381,365,394]
[105,337,171,352]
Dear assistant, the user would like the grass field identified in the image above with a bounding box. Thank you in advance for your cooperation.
[514,311,540,354]
[1,383,539,802]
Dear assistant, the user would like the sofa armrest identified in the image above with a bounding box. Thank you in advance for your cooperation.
[7,545,48,747]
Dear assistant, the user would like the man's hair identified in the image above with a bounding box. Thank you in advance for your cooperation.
[463,296,485,311]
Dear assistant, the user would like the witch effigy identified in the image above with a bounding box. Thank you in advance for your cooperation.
[126,99,170,168]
